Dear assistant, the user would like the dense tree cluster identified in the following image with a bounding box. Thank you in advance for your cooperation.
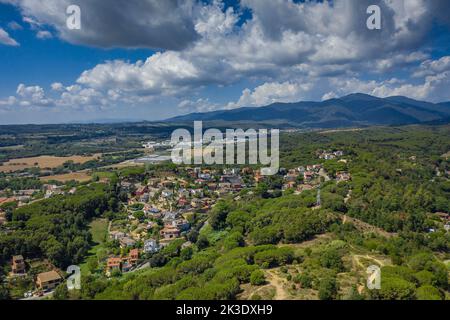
[0,183,118,268]
[77,245,295,300]
[0,178,42,191]
[3,124,449,300]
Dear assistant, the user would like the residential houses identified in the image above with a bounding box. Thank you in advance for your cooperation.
[317,150,344,160]
[0,197,16,206]
[336,172,351,183]
[143,239,160,254]
[119,237,136,248]
[106,164,356,278]
[226,176,244,190]
[172,219,190,232]
[162,211,177,222]
[129,249,139,265]
[303,171,314,182]
[36,270,62,291]
[106,257,122,275]
[110,231,126,241]
[160,225,180,240]
[135,185,148,198]
[120,181,133,192]
[106,249,140,275]
[43,184,64,199]
[296,184,315,193]
[11,255,26,274]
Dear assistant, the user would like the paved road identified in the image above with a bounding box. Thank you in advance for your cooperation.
[21,291,53,300]
[133,262,150,272]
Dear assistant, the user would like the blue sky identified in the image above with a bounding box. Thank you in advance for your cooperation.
[1,0,450,124]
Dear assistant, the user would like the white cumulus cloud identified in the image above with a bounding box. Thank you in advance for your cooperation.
[0,27,19,46]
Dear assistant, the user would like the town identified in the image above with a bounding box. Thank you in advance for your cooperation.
[1,146,356,298]
[1,125,449,301]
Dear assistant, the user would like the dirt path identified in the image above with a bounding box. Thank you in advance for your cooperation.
[344,190,352,204]
[352,254,386,269]
[352,255,365,269]
[265,270,290,300]
[342,214,351,225]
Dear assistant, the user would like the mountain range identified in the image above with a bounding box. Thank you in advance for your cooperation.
[168,94,450,128]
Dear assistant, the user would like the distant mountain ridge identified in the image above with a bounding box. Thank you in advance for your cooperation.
[167,93,450,128]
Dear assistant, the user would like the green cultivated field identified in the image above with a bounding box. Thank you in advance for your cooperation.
[79,218,109,276]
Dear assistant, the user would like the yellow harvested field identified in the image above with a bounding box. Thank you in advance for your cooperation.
[40,171,92,182]
[0,154,101,172]
[0,145,24,150]
[319,128,363,134]
[102,161,144,169]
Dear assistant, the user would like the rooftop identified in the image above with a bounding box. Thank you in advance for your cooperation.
[12,255,24,261]
[37,270,62,283]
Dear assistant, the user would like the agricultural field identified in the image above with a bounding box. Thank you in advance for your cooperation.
[39,171,93,183]
[0,145,24,151]
[0,154,101,173]
[101,161,145,170]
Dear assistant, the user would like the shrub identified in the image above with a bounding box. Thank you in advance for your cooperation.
[318,276,338,300]
[213,262,258,284]
[319,249,344,272]
[250,293,262,300]
[375,276,416,300]
[177,256,213,275]
[180,247,193,261]
[196,234,210,250]
[254,247,294,268]
[249,226,281,245]
[223,231,245,251]
[414,270,436,286]
[294,273,313,288]
[250,270,266,286]
[149,253,167,268]
[416,285,442,300]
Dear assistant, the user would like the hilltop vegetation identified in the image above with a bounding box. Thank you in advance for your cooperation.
[0,183,120,268]
[169,94,450,128]
[1,124,449,300]
[57,125,449,300]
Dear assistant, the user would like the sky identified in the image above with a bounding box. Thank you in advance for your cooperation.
[1,0,450,124]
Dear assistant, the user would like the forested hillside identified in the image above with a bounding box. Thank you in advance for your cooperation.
[0,183,120,269]
[46,124,449,300]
